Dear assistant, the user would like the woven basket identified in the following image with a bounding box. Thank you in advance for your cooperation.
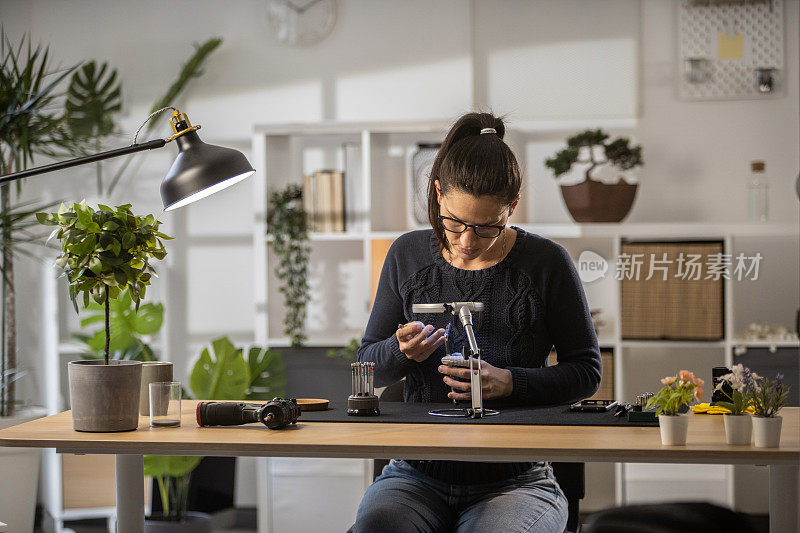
[620,241,724,340]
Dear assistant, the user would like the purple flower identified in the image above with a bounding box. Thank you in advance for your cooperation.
[741,367,756,393]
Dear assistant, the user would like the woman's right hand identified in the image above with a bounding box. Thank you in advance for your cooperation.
[396,322,446,362]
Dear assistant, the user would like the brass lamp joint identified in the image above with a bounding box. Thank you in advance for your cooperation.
[165,109,201,142]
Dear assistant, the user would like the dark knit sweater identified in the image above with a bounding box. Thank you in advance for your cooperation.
[357,227,602,485]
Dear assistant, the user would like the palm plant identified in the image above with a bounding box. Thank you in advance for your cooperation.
[0,31,77,416]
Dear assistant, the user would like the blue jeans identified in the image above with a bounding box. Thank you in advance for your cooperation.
[354,460,568,533]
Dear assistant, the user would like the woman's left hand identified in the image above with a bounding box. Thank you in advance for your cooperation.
[439,360,513,400]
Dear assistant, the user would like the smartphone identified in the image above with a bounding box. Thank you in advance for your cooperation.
[570,399,618,412]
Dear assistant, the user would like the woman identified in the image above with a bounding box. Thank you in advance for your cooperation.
[354,112,602,533]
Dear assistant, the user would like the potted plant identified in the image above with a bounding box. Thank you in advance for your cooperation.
[646,370,704,445]
[144,336,285,531]
[266,184,310,347]
[714,364,757,445]
[37,201,171,431]
[545,129,643,222]
[748,373,790,448]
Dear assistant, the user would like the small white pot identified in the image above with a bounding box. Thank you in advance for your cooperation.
[658,413,690,445]
[752,415,782,448]
[723,413,752,445]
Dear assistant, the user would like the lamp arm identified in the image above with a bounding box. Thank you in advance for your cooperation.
[0,138,167,185]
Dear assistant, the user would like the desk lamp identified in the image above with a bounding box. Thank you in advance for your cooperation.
[0,107,255,211]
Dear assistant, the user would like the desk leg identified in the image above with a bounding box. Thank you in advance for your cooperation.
[769,464,799,533]
[115,454,144,533]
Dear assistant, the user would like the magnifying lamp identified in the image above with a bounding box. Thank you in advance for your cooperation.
[412,301,499,419]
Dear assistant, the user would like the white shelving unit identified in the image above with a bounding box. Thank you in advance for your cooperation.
[251,120,799,518]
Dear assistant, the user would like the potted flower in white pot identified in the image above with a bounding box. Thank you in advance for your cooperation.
[545,129,643,223]
[646,370,705,445]
[748,373,790,448]
[714,364,758,445]
[37,201,171,431]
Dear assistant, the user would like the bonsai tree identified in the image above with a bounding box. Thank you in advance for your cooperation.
[36,202,172,364]
[545,129,643,183]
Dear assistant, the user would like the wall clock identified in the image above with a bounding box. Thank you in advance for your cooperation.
[266,0,337,46]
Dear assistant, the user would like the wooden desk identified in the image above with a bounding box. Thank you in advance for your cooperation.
[1,402,798,533]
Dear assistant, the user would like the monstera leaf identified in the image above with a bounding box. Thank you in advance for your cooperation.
[65,61,121,140]
[245,346,286,400]
[74,290,163,357]
[189,337,250,400]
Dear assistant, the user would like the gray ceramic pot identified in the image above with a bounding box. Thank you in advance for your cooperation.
[68,360,142,432]
[145,512,212,533]
[139,361,174,415]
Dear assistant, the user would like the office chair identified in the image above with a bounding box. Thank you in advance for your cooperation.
[372,381,585,533]
[581,502,758,533]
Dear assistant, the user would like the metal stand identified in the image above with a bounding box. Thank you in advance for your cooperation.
[412,302,498,420]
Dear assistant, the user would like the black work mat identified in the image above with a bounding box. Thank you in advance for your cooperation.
[300,401,658,427]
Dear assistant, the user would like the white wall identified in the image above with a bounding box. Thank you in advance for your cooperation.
[2,0,798,519]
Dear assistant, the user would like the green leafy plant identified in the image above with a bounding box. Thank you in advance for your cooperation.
[327,338,360,361]
[545,129,643,182]
[646,370,705,416]
[749,373,790,418]
[73,290,163,361]
[146,336,285,522]
[0,31,78,416]
[66,61,122,141]
[64,60,122,195]
[266,184,310,347]
[36,201,172,364]
[143,455,203,522]
[190,336,286,401]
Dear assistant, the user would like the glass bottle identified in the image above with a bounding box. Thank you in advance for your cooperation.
[747,161,769,223]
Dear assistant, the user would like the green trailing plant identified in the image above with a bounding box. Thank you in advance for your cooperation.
[545,129,643,183]
[266,184,310,347]
[0,30,78,416]
[73,290,163,362]
[146,336,285,522]
[105,37,223,196]
[36,201,172,365]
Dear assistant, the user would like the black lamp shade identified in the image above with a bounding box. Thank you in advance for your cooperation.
[160,130,255,211]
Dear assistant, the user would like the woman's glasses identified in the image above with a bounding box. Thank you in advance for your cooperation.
[439,215,505,238]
